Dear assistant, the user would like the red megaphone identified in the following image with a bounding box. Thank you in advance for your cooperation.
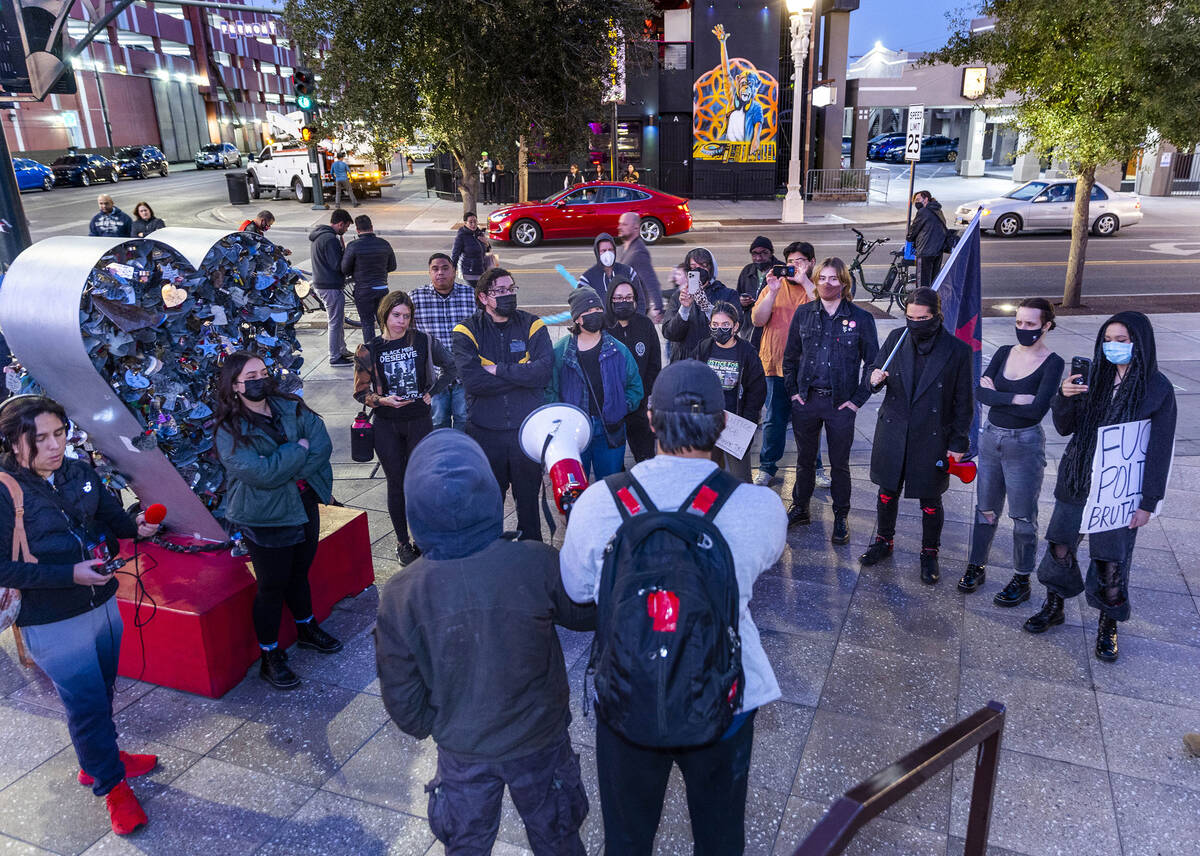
[936,457,977,484]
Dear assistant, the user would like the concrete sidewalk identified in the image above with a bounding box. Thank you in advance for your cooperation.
[1,312,1197,855]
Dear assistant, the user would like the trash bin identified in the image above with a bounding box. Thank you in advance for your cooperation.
[226,171,250,205]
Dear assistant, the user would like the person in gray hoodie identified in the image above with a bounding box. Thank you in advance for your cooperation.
[375,429,595,855]
[577,232,642,305]
[308,209,354,365]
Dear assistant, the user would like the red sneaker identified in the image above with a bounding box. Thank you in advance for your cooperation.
[78,751,158,786]
[105,780,148,835]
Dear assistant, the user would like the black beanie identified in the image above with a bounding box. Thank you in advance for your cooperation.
[568,287,604,320]
[750,235,773,253]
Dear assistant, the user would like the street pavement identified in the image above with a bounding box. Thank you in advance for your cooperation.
[1,313,1199,855]
[17,160,1200,313]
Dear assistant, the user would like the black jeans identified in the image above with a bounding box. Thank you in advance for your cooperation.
[876,481,944,550]
[625,403,655,463]
[466,423,543,541]
[791,393,856,514]
[244,490,321,645]
[916,254,943,289]
[426,731,587,855]
[355,288,385,344]
[1037,500,1139,621]
[375,415,433,545]
[595,711,756,856]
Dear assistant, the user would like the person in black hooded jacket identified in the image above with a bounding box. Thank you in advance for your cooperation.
[578,232,643,305]
[662,247,739,362]
[606,278,661,462]
[1022,311,1176,663]
[906,190,948,289]
[376,429,595,855]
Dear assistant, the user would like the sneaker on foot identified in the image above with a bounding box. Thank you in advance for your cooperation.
[79,752,158,787]
[328,355,354,367]
[297,621,343,654]
[814,468,832,489]
[105,780,148,835]
[396,541,421,566]
[752,471,772,487]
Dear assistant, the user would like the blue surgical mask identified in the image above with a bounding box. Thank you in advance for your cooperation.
[1102,341,1133,365]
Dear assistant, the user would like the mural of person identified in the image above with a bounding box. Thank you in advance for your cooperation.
[692,24,778,165]
[713,25,764,157]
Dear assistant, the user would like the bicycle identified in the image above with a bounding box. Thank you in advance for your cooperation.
[296,271,362,329]
[847,227,914,311]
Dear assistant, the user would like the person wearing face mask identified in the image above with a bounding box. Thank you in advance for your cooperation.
[862,287,974,584]
[452,268,554,540]
[213,352,341,690]
[579,232,644,306]
[546,288,643,480]
[751,241,816,488]
[688,301,766,482]
[906,190,949,290]
[1022,312,1176,663]
[662,247,739,363]
[958,298,1064,600]
[782,258,879,541]
[735,236,778,346]
[606,279,661,463]
[354,291,458,566]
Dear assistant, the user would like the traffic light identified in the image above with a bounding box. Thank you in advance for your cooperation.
[293,68,315,112]
[300,127,313,143]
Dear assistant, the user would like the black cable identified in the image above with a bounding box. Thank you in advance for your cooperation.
[113,538,158,684]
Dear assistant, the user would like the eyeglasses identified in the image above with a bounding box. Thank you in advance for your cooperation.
[710,325,734,333]
[488,286,519,297]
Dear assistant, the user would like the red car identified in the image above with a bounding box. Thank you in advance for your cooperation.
[487,181,691,247]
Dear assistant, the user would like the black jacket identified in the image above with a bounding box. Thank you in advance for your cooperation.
[782,299,880,408]
[906,200,948,258]
[868,327,974,497]
[661,278,740,362]
[689,337,767,420]
[341,232,397,292]
[735,259,776,345]
[132,217,165,238]
[0,458,137,627]
[375,431,594,761]
[307,224,345,288]
[452,308,553,430]
[606,299,661,408]
[451,226,488,278]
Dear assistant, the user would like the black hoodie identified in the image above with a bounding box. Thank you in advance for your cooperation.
[1052,311,1176,509]
[605,279,661,403]
[578,232,642,304]
[906,199,948,257]
[375,430,595,761]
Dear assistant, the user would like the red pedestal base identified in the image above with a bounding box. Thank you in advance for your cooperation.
[114,505,375,698]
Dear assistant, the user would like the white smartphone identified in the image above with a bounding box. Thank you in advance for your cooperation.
[686,270,702,295]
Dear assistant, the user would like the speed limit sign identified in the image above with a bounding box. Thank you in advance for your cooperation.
[905,105,925,162]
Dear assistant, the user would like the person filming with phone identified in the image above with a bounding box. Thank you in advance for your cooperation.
[0,396,161,835]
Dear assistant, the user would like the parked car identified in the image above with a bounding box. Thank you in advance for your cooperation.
[954,179,1142,237]
[195,142,242,169]
[115,145,168,179]
[50,153,119,186]
[873,136,908,161]
[12,157,54,192]
[487,182,692,247]
[867,133,905,159]
[884,135,959,163]
[842,136,852,156]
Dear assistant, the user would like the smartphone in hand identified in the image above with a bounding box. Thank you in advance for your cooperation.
[1070,356,1092,383]
[686,270,702,296]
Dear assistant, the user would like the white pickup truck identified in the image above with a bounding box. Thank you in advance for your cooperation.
[245,112,390,203]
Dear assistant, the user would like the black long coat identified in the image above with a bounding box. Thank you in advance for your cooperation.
[868,327,974,497]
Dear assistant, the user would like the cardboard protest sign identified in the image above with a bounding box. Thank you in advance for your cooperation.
[1081,419,1171,533]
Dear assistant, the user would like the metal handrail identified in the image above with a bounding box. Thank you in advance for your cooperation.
[793,701,1006,856]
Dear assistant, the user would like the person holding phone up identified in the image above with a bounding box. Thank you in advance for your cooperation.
[1022,312,1176,663]
[661,247,739,362]
[0,396,161,835]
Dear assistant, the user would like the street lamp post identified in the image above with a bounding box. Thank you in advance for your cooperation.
[781,0,816,223]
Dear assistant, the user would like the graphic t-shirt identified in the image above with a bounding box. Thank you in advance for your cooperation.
[707,352,743,413]
[377,339,420,400]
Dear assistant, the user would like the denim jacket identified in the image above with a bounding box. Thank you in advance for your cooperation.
[781,299,880,407]
[547,333,643,441]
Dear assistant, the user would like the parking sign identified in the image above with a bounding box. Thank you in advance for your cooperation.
[905,105,925,162]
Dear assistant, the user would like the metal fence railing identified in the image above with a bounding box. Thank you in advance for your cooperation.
[793,701,1006,856]
[806,168,872,201]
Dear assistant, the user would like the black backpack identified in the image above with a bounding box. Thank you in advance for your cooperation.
[588,469,744,747]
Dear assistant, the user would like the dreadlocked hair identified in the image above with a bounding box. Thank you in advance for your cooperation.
[1060,322,1151,499]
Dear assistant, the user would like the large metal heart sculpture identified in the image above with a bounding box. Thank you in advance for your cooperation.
[0,228,306,541]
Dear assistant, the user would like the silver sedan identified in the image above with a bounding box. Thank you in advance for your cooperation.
[954,179,1143,237]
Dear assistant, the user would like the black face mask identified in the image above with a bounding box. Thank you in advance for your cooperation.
[1015,326,1044,347]
[611,302,637,320]
[914,201,925,210]
[906,316,941,340]
[710,327,735,345]
[241,377,270,402]
[580,314,605,333]
[692,267,712,286]
[493,295,518,317]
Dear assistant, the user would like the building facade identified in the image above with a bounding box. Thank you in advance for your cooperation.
[1,0,300,163]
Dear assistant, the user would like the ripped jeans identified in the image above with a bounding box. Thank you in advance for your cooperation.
[1036,500,1139,621]
[968,423,1046,573]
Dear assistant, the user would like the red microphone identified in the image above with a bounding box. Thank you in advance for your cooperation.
[143,503,167,526]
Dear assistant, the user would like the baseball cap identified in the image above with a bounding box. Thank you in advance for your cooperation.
[649,360,725,415]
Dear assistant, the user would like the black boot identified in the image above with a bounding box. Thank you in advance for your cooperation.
[993,573,1031,607]
[957,563,986,593]
[260,648,300,690]
[920,548,940,585]
[1023,592,1065,634]
[859,536,893,566]
[297,621,343,654]
[831,514,850,545]
[1095,615,1119,662]
[786,504,811,527]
